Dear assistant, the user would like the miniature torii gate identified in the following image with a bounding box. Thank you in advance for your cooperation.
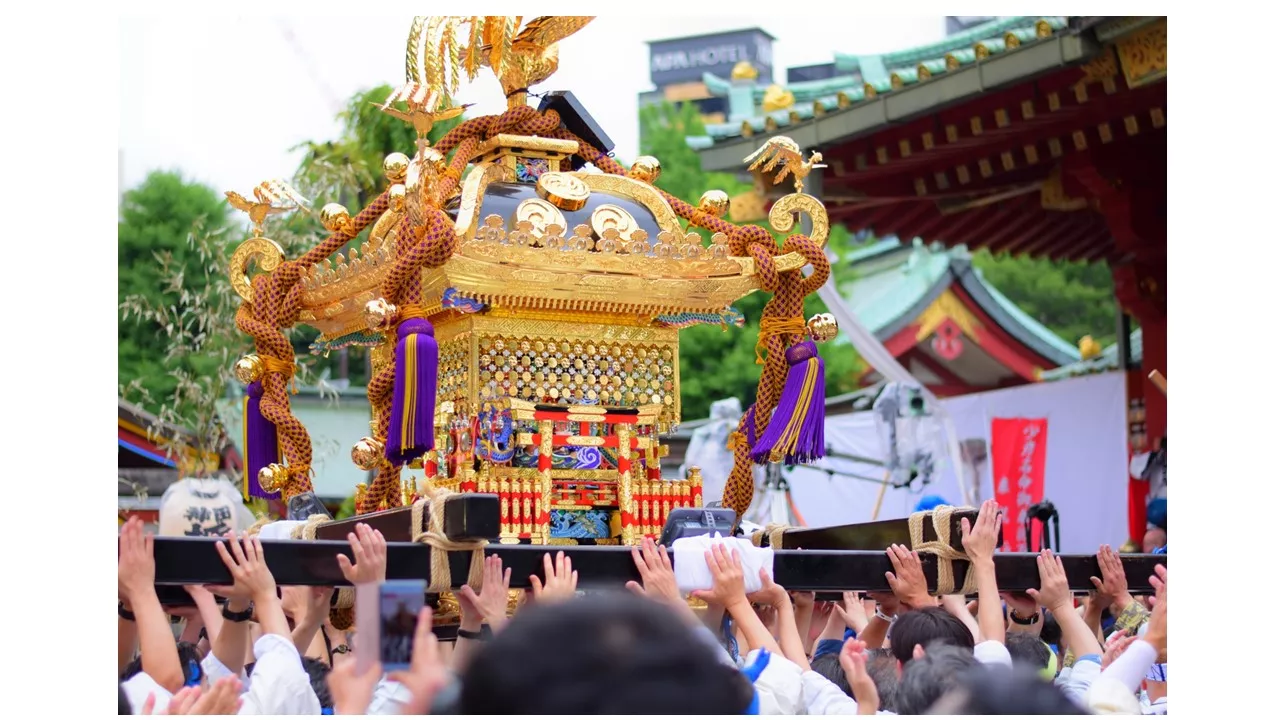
[145,497,1164,596]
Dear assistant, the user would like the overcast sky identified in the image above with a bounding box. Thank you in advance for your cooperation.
[119,15,946,196]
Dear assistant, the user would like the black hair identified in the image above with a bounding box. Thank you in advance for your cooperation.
[1005,632,1051,670]
[866,648,900,712]
[1041,610,1062,648]
[120,641,204,685]
[119,683,132,714]
[302,657,332,710]
[810,653,852,697]
[927,663,1089,714]
[460,593,753,714]
[889,607,976,664]
[894,642,978,715]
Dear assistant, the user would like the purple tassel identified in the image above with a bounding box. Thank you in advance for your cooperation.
[750,341,826,465]
[244,381,280,499]
[385,317,439,466]
[743,404,759,449]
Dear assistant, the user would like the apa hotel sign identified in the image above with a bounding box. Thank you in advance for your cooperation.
[648,28,775,87]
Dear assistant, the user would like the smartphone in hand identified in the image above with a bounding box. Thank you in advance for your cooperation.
[379,580,426,671]
[354,579,427,674]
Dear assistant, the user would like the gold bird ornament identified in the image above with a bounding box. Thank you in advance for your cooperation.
[743,136,826,194]
[226,180,309,232]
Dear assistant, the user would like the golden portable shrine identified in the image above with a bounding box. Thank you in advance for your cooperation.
[227,15,837,551]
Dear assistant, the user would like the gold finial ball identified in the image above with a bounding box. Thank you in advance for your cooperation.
[320,203,351,233]
[731,60,759,81]
[628,156,662,184]
[234,354,263,384]
[388,184,407,212]
[258,463,288,493]
[384,152,410,183]
[807,313,839,343]
[698,190,730,218]
[351,437,386,471]
[364,298,398,331]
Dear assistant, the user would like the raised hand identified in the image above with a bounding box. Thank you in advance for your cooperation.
[1090,544,1133,610]
[1001,591,1040,618]
[1145,564,1167,657]
[328,655,383,716]
[118,517,156,601]
[748,568,790,609]
[885,544,932,609]
[839,638,880,715]
[834,591,869,632]
[458,555,513,631]
[388,608,451,714]
[336,524,387,586]
[626,537,688,608]
[1102,629,1138,670]
[961,499,1002,561]
[692,543,748,610]
[1025,549,1070,613]
[208,533,276,603]
[530,551,578,602]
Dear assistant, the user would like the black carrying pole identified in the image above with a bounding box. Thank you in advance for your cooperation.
[143,536,1165,594]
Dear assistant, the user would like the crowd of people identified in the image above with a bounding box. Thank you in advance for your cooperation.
[118,500,1168,714]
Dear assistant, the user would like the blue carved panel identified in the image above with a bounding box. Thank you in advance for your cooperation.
[549,508,612,539]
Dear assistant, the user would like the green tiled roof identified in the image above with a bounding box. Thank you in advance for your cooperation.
[1040,329,1143,381]
[838,238,1079,367]
[689,16,1070,146]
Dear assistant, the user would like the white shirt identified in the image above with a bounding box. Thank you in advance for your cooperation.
[121,671,172,714]
[238,633,322,715]
[1055,656,1101,705]
[743,648,805,715]
[366,676,414,714]
[973,640,1012,668]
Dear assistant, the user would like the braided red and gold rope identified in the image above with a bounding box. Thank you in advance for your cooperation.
[236,105,828,517]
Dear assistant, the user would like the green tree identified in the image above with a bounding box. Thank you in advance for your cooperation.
[118,171,234,402]
[637,101,863,420]
[971,250,1118,347]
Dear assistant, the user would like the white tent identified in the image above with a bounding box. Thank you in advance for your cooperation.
[783,372,1130,553]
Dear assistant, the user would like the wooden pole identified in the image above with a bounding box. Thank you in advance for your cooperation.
[870,470,890,520]
[1148,370,1166,395]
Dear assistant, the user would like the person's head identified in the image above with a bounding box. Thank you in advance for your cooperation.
[460,593,754,714]
[889,607,976,667]
[928,663,1088,714]
[1143,527,1166,553]
[302,657,332,711]
[1005,632,1051,673]
[894,643,978,715]
[810,653,852,697]
[121,641,206,689]
[866,648,899,712]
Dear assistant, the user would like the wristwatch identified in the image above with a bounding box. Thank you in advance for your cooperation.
[875,607,896,623]
[1009,609,1040,625]
[222,602,254,622]
[118,602,136,622]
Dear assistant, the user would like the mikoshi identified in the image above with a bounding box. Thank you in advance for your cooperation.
[147,16,1164,618]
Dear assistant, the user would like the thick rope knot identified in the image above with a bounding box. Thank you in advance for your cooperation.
[727,431,747,451]
[755,316,808,365]
[261,355,298,393]
[244,515,273,537]
[907,505,979,595]
[411,489,487,593]
[290,513,333,541]
[750,522,792,549]
[398,303,428,322]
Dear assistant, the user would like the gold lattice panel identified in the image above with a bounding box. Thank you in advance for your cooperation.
[434,314,681,426]
[438,337,472,408]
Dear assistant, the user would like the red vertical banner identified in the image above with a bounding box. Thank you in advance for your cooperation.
[990,418,1048,552]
